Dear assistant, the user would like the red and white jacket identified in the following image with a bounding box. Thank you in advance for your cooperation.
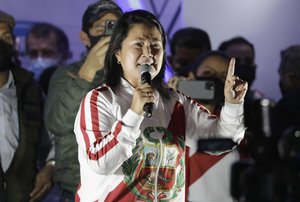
[74,79,245,202]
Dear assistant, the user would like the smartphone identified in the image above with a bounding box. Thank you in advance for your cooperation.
[104,20,115,36]
[177,79,215,100]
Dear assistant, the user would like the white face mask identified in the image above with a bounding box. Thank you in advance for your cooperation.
[29,56,59,80]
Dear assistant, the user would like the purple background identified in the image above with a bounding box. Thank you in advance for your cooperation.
[2,0,300,101]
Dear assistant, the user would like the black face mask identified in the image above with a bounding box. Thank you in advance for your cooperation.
[0,40,14,72]
[279,80,287,95]
[235,64,256,87]
[87,34,104,50]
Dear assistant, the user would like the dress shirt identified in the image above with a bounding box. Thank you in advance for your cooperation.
[0,71,19,172]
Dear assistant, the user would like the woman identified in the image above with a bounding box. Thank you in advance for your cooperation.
[192,50,230,112]
[188,51,238,202]
[74,10,247,202]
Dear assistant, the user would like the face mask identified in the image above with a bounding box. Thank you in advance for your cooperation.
[0,40,14,72]
[279,80,286,95]
[235,64,256,87]
[29,57,59,80]
[87,34,103,50]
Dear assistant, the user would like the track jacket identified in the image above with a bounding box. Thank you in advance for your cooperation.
[74,78,245,202]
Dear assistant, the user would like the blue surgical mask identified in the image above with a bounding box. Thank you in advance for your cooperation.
[29,57,59,80]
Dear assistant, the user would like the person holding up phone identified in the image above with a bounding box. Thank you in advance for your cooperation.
[166,27,212,89]
[191,51,230,113]
[44,1,122,201]
[73,9,248,201]
[187,50,242,202]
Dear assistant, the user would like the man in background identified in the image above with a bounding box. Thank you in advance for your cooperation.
[0,10,54,202]
[25,23,72,93]
[167,27,211,88]
[218,37,272,157]
[272,45,300,141]
[44,1,123,201]
[218,36,264,102]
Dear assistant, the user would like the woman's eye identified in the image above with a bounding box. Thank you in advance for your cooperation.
[134,42,143,47]
[151,43,161,49]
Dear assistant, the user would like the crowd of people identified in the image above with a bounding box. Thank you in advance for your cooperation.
[1,0,299,201]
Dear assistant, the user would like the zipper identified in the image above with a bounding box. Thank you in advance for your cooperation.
[154,136,163,202]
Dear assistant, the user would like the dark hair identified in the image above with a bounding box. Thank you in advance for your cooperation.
[82,0,122,33]
[218,36,255,59]
[25,23,70,60]
[279,45,300,79]
[191,50,230,75]
[105,9,169,99]
[170,27,211,55]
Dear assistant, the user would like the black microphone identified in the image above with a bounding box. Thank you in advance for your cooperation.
[140,64,153,118]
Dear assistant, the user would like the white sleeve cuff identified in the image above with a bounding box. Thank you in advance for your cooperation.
[122,109,144,131]
[223,102,244,117]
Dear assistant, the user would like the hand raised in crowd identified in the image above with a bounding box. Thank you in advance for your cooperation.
[29,164,54,202]
[78,36,111,82]
[224,58,248,104]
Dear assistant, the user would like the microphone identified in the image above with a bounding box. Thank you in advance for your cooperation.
[140,64,153,118]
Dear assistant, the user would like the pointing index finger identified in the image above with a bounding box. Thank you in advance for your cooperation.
[226,58,236,79]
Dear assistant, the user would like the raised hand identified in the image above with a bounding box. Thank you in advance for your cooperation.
[224,58,248,104]
[78,36,111,82]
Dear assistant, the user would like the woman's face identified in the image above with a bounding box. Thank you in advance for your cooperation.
[195,55,228,82]
[115,23,164,87]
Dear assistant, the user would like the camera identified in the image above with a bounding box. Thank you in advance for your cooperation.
[231,125,300,202]
[104,20,115,36]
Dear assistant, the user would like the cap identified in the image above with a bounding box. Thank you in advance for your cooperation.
[82,0,122,33]
[0,10,15,29]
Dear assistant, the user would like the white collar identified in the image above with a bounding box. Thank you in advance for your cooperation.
[0,70,15,90]
[120,77,135,94]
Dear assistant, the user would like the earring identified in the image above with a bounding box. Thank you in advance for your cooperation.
[117,61,121,64]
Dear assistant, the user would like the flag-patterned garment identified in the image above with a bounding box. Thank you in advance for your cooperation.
[187,148,240,202]
[74,78,245,202]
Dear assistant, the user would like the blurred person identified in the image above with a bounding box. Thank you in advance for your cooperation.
[25,22,72,93]
[192,50,229,112]
[188,51,239,202]
[230,46,300,202]
[44,1,123,201]
[218,36,263,103]
[218,38,279,202]
[193,51,229,82]
[0,10,54,202]
[272,45,300,142]
[218,37,273,154]
[73,9,247,201]
[167,27,211,88]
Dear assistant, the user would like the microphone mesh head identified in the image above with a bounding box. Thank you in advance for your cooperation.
[140,64,151,75]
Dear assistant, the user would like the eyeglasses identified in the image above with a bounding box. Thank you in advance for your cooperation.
[27,48,57,59]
